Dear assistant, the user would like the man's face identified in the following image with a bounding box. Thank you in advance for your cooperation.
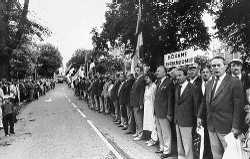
[211,58,226,77]
[155,66,165,79]
[201,67,211,81]
[135,67,141,76]
[230,63,242,76]
[176,70,186,84]
[187,67,198,79]
[143,65,150,74]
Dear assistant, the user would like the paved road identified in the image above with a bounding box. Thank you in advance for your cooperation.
[0,84,163,159]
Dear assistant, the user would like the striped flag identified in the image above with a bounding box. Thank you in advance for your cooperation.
[131,0,143,74]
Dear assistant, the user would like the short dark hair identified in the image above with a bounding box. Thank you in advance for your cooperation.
[200,64,211,73]
[145,72,156,82]
[176,67,188,76]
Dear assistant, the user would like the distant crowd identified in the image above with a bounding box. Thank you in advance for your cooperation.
[0,78,56,137]
[70,56,250,159]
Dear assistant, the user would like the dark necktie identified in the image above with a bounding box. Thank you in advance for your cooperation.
[177,85,182,100]
[210,77,219,101]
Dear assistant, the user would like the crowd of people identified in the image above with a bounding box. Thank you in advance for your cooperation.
[0,78,56,137]
[71,56,250,159]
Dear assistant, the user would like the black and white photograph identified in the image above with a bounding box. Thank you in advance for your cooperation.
[0,0,250,159]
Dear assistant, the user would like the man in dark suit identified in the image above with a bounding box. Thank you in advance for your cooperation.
[119,73,135,131]
[154,65,175,159]
[197,65,213,159]
[230,59,249,132]
[110,73,121,124]
[174,67,196,159]
[117,73,127,128]
[130,66,145,140]
[198,56,244,159]
[125,73,136,134]
[188,63,202,115]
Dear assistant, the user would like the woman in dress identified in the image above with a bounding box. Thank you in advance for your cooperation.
[143,72,158,146]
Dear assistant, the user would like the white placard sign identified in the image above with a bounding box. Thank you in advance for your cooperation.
[164,49,200,68]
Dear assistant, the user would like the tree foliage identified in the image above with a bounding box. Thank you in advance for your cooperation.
[215,0,250,61]
[92,0,211,69]
[37,44,63,78]
[0,0,51,78]
[95,55,124,74]
[66,49,92,69]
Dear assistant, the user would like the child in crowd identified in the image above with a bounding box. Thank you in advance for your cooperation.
[1,97,15,136]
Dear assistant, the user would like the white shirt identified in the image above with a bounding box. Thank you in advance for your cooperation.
[214,73,227,94]
[159,76,166,87]
[190,76,198,84]
[232,74,242,80]
[202,77,212,95]
[180,80,189,96]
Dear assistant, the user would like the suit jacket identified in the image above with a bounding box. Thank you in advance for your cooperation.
[110,80,121,102]
[198,74,244,134]
[174,83,197,127]
[154,77,175,118]
[119,78,135,106]
[191,76,203,116]
[130,75,145,108]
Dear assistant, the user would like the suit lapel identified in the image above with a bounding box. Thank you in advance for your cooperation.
[213,75,230,100]
[180,83,189,100]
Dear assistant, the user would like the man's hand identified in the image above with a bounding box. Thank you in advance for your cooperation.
[231,128,241,138]
[245,112,250,124]
[167,115,172,122]
[197,118,202,128]
[139,105,143,110]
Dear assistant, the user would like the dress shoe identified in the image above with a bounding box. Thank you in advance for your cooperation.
[122,127,128,130]
[118,124,124,127]
[160,153,171,159]
[147,140,156,147]
[114,121,121,124]
[155,150,163,154]
[125,131,133,134]
[133,136,142,141]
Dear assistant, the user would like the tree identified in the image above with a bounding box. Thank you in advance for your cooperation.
[37,44,63,78]
[95,0,211,70]
[215,0,250,62]
[66,49,92,70]
[0,0,50,78]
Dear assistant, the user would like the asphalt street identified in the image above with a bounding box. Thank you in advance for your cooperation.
[0,84,166,159]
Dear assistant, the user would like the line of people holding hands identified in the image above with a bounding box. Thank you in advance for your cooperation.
[73,56,250,159]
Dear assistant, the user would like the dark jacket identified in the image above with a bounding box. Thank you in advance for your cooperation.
[174,82,197,127]
[1,102,14,117]
[130,75,145,108]
[154,77,175,118]
[110,80,121,102]
[119,78,135,106]
[198,74,244,134]
[190,76,202,116]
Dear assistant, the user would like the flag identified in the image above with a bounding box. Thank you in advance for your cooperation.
[131,0,143,74]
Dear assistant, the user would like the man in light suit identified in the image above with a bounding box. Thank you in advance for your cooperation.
[198,56,244,159]
[154,65,175,159]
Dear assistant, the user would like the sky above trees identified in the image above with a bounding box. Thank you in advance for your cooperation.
[29,0,111,66]
[28,0,219,67]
